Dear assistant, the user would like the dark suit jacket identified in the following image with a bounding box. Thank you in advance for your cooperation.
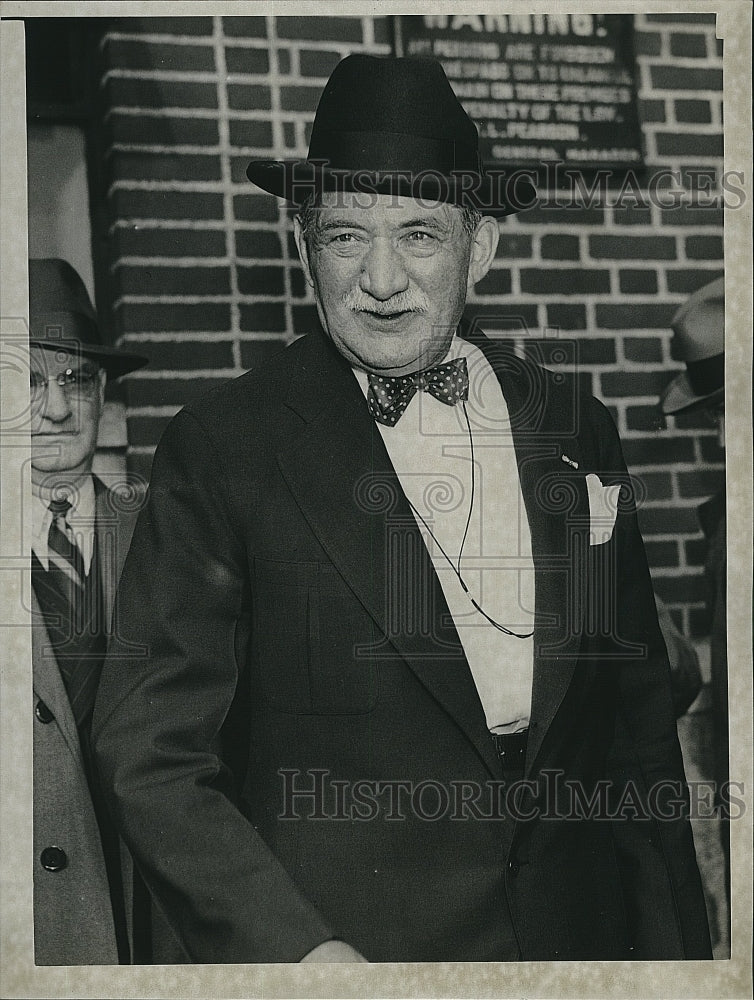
[33,478,137,964]
[92,328,712,963]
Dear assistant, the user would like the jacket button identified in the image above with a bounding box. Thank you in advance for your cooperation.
[35,700,54,724]
[507,860,520,877]
[40,847,67,872]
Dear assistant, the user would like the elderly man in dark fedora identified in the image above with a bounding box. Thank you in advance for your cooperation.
[28,257,148,964]
[93,56,711,963]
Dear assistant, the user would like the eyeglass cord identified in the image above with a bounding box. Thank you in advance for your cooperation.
[403,400,534,640]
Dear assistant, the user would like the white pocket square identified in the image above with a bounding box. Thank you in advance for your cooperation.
[585,473,622,546]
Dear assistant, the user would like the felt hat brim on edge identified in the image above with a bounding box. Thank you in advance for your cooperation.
[245,54,537,218]
[660,373,724,415]
[30,321,149,381]
[246,159,536,218]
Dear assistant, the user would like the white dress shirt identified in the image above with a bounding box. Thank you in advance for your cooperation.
[31,475,96,575]
[354,336,535,733]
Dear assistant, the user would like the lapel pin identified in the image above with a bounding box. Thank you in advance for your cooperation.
[561,453,579,470]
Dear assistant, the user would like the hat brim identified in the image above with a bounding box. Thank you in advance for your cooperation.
[660,371,724,415]
[32,338,148,380]
[246,160,536,218]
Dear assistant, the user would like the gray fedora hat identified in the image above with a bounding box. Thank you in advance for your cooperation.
[660,276,724,415]
[29,257,147,380]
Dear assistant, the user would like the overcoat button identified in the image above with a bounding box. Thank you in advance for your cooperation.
[40,846,67,872]
[507,860,520,877]
[35,700,54,724]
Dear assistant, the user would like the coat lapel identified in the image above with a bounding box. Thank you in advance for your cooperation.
[277,332,504,777]
[31,589,83,766]
[468,333,590,774]
[32,480,139,763]
[94,477,139,632]
[277,328,589,778]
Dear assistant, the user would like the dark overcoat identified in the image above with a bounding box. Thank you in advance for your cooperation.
[92,328,712,963]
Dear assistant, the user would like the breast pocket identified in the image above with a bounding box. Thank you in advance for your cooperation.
[252,557,380,715]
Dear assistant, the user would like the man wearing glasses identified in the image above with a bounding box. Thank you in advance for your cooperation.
[28,257,147,964]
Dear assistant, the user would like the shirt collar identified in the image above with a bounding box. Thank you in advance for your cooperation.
[352,334,487,403]
[352,333,467,394]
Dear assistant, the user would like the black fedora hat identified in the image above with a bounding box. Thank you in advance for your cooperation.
[246,54,536,217]
[29,258,147,380]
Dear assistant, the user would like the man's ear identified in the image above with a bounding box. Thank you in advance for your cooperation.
[293,216,315,288]
[466,216,500,291]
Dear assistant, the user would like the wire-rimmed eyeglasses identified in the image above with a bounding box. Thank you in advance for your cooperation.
[30,366,100,402]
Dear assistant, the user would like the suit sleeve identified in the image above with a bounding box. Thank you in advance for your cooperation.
[91,408,334,963]
[586,397,712,960]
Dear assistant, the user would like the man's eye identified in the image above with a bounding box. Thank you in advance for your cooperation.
[407,231,434,243]
[332,232,357,244]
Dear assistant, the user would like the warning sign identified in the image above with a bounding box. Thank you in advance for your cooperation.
[395,14,644,170]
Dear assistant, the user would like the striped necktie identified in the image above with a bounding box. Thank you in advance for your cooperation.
[47,497,86,590]
[42,496,105,727]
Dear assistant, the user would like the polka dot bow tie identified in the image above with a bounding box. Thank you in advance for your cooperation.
[366,357,469,427]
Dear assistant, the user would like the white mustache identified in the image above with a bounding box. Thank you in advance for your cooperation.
[342,288,429,315]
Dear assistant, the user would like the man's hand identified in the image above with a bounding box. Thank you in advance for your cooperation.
[300,940,368,962]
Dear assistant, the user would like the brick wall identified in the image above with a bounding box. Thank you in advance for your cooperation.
[97,13,725,636]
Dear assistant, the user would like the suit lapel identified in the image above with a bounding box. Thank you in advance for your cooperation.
[278,328,590,778]
[468,333,590,773]
[94,477,138,632]
[31,588,84,766]
[32,480,138,763]
[277,332,503,777]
